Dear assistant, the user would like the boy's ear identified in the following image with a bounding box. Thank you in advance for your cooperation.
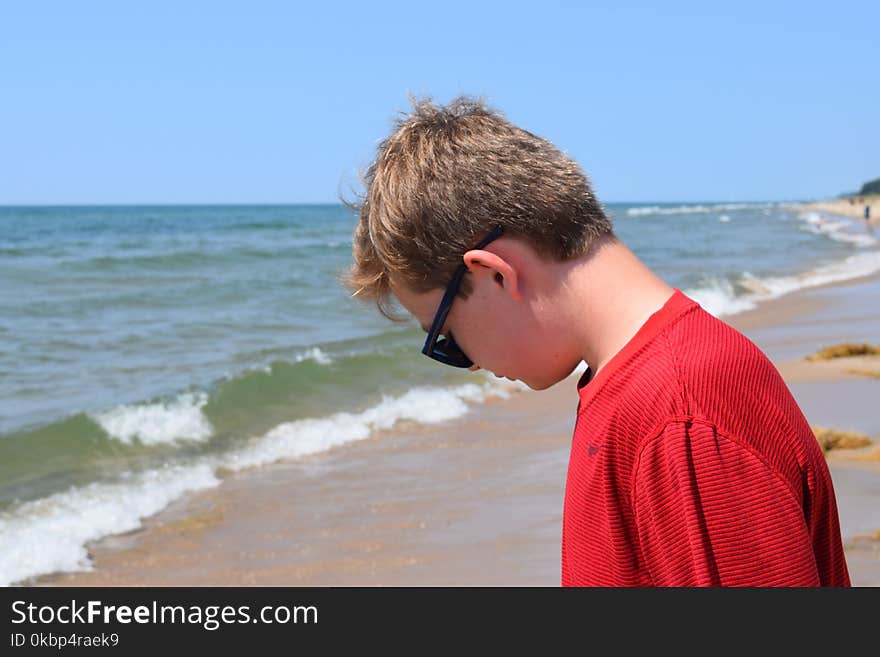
[462,249,522,301]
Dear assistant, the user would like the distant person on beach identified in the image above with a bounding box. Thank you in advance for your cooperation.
[866,205,872,227]
[344,96,850,587]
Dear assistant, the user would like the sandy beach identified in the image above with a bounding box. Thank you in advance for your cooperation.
[30,262,880,588]
[794,196,879,228]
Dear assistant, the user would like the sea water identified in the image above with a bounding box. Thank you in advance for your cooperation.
[1,202,877,584]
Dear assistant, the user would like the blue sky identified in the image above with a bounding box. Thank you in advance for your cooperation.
[2,1,877,205]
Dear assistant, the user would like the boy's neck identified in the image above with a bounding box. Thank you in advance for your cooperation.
[557,239,675,378]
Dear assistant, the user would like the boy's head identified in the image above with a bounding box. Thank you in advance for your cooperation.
[344,95,616,389]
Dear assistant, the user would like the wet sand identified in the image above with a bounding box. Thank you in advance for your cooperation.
[36,273,880,587]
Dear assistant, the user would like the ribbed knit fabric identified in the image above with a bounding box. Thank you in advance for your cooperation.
[561,288,851,587]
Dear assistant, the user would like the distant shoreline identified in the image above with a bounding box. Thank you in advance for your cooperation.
[793,196,879,228]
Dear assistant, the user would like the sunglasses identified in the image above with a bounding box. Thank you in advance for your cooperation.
[421,225,505,368]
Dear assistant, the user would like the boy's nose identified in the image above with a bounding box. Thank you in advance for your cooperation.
[468,364,481,372]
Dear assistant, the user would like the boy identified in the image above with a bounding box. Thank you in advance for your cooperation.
[344,96,850,587]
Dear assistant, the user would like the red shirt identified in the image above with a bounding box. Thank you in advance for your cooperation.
[562,288,850,587]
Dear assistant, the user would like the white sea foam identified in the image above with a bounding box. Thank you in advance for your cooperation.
[625,203,772,217]
[90,392,214,445]
[294,347,333,365]
[797,211,877,247]
[0,463,220,586]
[742,252,880,297]
[686,251,880,318]
[250,346,334,374]
[2,377,521,585]
[685,277,760,317]
[222,381,513,472]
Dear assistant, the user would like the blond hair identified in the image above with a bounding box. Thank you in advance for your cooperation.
[342,95,615,319]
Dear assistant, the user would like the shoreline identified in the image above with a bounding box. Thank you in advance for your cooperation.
[31,271,880,587]
[792,197,879,228]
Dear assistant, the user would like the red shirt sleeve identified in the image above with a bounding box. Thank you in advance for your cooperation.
[632,419,821,586]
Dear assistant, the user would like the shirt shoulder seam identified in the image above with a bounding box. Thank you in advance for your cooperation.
[629,415,803,514]
[661,325,691,416]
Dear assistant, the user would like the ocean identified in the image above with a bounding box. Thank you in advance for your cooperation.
[1,202,878,585]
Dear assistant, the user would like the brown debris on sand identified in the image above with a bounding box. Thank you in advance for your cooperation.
[846,368,880,379]
[812,426,873,453]
[806,343,880,361]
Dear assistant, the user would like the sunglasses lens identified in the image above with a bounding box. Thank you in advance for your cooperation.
[433,336,473,368]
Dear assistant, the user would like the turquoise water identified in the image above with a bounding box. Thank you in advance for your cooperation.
[0,201,877,584]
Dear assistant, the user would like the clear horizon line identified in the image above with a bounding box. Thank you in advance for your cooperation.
[0,198,814,209]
